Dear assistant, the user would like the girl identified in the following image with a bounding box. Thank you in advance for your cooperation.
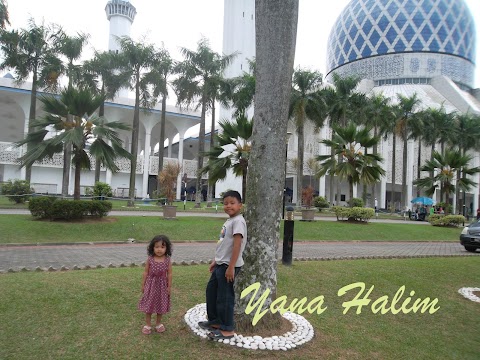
[138,235,173,335]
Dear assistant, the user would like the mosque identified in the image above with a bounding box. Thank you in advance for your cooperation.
[218,0,480,213]
[0,0,479,213]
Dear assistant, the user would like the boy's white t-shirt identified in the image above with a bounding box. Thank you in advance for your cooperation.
[215,214,247,267]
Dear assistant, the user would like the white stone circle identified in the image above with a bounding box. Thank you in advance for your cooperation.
[458,287,480,303]
[184,303,314,350]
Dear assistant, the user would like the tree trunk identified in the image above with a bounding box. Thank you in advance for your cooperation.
[207,101,216,203]
[401,136,407,210]
[329,146,335,205]
[94,100,106,183]
[73,151,81,200]
[157,96,167,193]
[296,122,304,207]
[371,127,378,206]
[336,153,342,205]
[242,172,247,204]
[128,72,141,207]
[391,134,396,212]
[25,68,39,183]
[234,0,299,332]
[194,96,207,207]
[416,139,421,197]
[349,178,354,207]
[62,114,72,197]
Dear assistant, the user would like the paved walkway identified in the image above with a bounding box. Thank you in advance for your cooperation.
[1,209,476,272]
[1,241,477,272]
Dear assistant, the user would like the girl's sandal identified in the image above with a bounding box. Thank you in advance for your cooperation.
[142,325,152,335]
[155,324,166,333]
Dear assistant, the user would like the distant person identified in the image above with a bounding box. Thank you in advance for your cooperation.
[138,235,173,335]
[477,208,480,221]
[198,190,247,341]
[429,206,434,217]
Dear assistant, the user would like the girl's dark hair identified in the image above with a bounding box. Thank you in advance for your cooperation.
[147,235,172,257]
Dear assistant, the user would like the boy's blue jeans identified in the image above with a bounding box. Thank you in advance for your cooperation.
[205,264,241,331]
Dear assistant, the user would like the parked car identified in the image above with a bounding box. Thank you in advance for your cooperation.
[460,221,480,252]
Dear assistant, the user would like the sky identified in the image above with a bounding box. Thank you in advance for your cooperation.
[5,0,480,138]
[7,0,480,83]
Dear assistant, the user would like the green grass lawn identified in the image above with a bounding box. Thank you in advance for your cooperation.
[1,257,478,359]
[0,214,462,244]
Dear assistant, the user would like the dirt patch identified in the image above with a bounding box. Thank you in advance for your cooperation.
[473,291,480,299]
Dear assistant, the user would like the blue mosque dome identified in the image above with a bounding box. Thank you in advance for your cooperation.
[326,0,476,89]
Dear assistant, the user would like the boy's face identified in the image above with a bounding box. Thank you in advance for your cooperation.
[223,196,242,217]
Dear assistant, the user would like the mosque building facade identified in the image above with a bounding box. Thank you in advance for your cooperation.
[218,0,480,213]
[323,0,480,212]
[0,0,202,200]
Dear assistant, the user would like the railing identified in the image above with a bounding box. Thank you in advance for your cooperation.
[0,141,207,178]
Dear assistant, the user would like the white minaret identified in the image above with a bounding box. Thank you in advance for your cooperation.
[222,0,256,85]
[105,0,136,98]
[215,0,256,198]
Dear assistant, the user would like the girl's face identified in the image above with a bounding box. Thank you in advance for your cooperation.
[153,241,167,257]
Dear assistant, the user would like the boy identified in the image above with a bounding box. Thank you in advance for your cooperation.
[198,190,247,340]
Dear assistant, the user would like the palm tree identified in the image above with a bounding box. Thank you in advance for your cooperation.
[234,0,299,332]
[225,58,256,118]
[414,150,480,214]
[320,73,366,205]
[145,47,175,194]
[451,113,480,213]
[116,37,158,207]
[395,93,421,209]
[173,37,236,207]
[201,115,253,202]
[363,93,392,203]
[57,30,90,196]
[289,67,324,206]
[0,18,63,182]
[0,0,9,29]
[16,87,131,200]
[421,106,455,204]
[82,50,127,182]
[316,123,385,206]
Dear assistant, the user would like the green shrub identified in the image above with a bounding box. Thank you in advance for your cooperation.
[429,214,465,227]
[28,198,112,220]
[313,196,329,211]
[91,182,113,199]
[428,214,443,224]
[349,197,364,208]
[87,200,113,217]
[28,196,57,219]
[332,206,375,223]
[1,179,33,203]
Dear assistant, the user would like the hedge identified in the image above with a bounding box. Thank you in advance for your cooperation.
[428,214,465,227]
[28,197,112,220]
[332,206,375,223]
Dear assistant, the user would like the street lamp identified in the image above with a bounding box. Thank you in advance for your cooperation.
[283,131,293,219]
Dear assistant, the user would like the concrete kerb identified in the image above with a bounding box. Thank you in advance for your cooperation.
[2,254,475,274]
